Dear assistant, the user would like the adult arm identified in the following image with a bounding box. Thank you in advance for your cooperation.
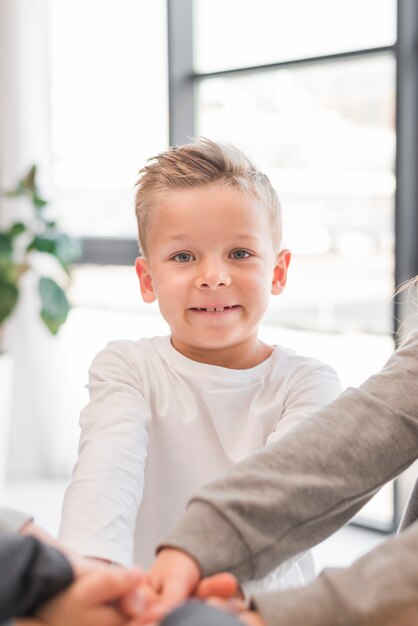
[0,533,73,623]
[241,363,341,593]
[192,526,418,626]
[59,341,151,565]
[251,520,418,626]
[0,507,146,626]
[159,331,418,581]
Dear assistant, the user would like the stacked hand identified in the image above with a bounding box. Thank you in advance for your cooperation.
[17,520,266,626]
[121,548,267,626]
[15,553,145,626]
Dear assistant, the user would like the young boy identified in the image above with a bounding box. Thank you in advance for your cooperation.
[59,138,341,593]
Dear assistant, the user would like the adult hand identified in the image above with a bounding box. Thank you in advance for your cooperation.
[28,566,144,626]
[125,564,242,625]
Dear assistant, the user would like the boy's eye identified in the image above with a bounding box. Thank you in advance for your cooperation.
[230,249,251,260]
[172,252,194,263]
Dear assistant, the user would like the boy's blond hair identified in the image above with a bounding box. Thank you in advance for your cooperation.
[134,138,282,257]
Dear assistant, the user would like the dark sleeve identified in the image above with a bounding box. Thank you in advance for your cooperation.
[161,601,243,626]
[0,508,32,534]
[0,532,74,622]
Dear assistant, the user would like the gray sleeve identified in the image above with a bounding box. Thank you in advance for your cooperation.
[251,520,418,626]
[162,332,418,580]
[0,508,32,534]
[398,478,418,531]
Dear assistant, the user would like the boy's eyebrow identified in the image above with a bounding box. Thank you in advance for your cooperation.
[165,234,190,241]
[164,233,263,242]
[234,234,263,242]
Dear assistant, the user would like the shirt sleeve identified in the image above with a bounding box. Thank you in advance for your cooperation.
[251,520,418,626]
[161,332,418,582]
[0,533,73,623]
[59,341,151,566]
[266,363,342,444]
[0,507,33,534]
[241,363,341,594]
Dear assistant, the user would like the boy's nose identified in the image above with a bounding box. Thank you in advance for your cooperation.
[196,265,231,290]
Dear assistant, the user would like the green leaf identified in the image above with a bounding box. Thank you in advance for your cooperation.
[33,193,48,210]
[27,233,80,275]
[0,233,13,254]
[3,165,48,212]
[0,256,19,283]
[55,233,81,265]
[4,166,36,198]
[23,165,37,192]
[0,280,18,325]
[8,223,26,238]
[38,277,70,335]
[27,235,56,255]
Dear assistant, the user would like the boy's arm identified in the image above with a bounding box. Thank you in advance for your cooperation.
[241,361,342,588]
[266,362,342,444]
[59,341,151,566]
[150,332,418,597]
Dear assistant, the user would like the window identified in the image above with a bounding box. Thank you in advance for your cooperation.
[44,0,418,531]
[192,0,397,531]
[47,0,168,239]
[194,0,396,71]
[197,56,396,338]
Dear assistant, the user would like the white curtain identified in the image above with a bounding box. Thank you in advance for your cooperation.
[0,0,74,479]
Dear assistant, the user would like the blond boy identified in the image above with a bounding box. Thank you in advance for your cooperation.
[59,139,341,593]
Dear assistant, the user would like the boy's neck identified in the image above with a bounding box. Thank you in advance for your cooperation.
[170,338,273,370]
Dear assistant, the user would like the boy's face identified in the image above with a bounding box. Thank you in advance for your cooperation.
[135,184,290,368]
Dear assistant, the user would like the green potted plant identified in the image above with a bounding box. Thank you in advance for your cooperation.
[0,164,80,345]
[0,165,80,484]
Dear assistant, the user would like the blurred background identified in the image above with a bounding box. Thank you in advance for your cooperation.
[1,0,418,567]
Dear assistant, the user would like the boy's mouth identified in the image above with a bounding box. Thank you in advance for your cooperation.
[189,305,240,313]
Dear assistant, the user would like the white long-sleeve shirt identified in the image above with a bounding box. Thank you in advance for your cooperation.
[163,332,418,626]
[59,335,341,591]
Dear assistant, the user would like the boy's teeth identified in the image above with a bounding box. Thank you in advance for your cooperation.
[196,306,231,312]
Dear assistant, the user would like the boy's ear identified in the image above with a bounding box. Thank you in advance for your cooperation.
[271,249,291,295]
[135,257,157,303]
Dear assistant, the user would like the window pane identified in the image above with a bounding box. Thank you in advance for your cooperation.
[194,0,396,73]
[197,54,396,529]
[197,54,395,337]
[47,0,168,237]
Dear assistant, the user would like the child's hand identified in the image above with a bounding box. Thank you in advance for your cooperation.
[125,548,201,624]
[120,577,163,623]
[149,548,201,603]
